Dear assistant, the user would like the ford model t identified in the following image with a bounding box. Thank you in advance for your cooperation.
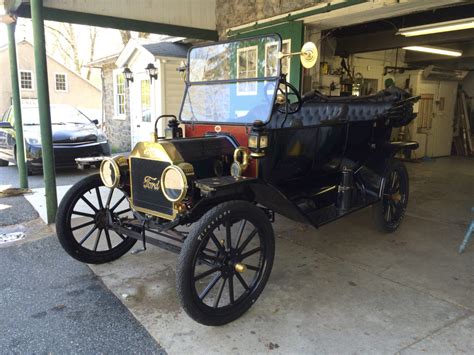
[57,34,418,326]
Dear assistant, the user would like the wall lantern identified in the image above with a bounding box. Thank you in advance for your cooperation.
[123,67,134,85]
[145,63,158,82]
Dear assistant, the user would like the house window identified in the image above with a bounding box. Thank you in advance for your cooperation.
[265,39,291,80]
[237,46,257,95]
[140,79,151,122]
[55,73,67,92]
[265,40,291,94]
[114,73,126,116]
[20,70,33,90]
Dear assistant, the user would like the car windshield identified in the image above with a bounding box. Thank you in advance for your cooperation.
[21,105,93,125]
[180,34,281,125]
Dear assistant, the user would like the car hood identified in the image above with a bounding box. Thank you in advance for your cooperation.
[24,123,99,144]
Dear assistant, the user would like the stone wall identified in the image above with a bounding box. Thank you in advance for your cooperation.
[102,63,131,153]
[216,0,322,37]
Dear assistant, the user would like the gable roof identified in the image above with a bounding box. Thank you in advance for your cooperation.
[142,42,190,58]
[115,39,192,69]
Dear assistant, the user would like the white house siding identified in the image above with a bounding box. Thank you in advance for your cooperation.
[163,60,185,117]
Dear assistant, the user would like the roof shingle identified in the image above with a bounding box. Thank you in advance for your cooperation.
[143,42,190,58]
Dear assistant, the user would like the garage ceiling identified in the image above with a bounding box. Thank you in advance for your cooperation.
[330,2,474,70]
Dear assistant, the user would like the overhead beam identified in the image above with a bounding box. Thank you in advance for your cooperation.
[335,28,474,56]
[16,4,218,41]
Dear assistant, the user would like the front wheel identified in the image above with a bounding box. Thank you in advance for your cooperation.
[176,201,275,326]
[372,160,409,233]
[56,174,137,264]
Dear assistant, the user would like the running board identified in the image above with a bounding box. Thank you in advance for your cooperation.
[112,224,183,254]
[305,201,375,227]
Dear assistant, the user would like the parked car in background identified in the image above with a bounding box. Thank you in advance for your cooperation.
[0,104,110,175]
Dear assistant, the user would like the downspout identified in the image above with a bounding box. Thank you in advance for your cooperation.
[7,22,28,188]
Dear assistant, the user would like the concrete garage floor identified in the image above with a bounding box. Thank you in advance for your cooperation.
[87,157,474,354]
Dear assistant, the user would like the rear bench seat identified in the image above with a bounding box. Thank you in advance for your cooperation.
[268,101,393,129]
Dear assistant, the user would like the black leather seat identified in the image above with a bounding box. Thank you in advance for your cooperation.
[267,86,418,129]
[268,101,393,129]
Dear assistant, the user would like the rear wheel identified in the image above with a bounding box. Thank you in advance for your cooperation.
[56,174,136,264]
[372,160,409,233]
[176,201,275,326]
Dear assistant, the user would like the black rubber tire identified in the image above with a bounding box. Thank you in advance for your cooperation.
[0,158,8,166]
[27,167,36,176]
[372,159,409,233]
[176,201,275,326]
[56,173,136,264]
[13,146,33,174]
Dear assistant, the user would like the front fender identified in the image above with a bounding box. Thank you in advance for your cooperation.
[190,176,310,224]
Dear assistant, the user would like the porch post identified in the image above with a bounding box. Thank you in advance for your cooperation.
[31,0,57,224]
[7,22,28,188]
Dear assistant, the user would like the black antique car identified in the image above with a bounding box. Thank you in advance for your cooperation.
[56,34,418,326]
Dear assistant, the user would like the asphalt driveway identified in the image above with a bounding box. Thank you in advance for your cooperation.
[0,231,164,354]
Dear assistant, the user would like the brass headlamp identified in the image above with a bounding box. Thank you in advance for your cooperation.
[100,156,129,188]
[248,120,268,158]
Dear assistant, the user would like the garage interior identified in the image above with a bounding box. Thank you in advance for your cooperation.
[308,2,474,159]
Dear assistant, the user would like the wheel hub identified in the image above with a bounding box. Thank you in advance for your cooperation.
[94,209,109,229]
[218,249,247,275]
[234,263,247,273]
[391,192,402,202]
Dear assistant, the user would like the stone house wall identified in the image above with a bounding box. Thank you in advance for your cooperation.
[101,63,131,153]
[215,0,322,37]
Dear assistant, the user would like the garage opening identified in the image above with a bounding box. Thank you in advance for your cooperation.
[313,2,474,159]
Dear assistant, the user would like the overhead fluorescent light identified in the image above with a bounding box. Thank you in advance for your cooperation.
[403,46,462,57]
[397,17,474,37]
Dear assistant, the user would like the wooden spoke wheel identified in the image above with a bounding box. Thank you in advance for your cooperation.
[56,174,136,264]
[373,160,409,233]
[176,201,275,326]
